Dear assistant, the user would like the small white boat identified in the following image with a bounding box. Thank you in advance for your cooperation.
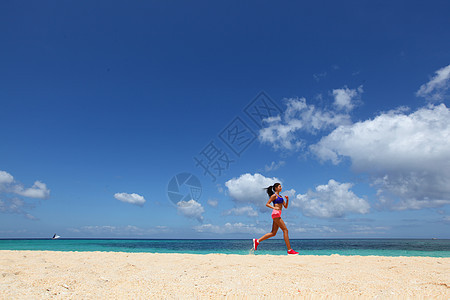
[52,234,60,239]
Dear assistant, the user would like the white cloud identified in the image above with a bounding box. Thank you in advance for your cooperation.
[207,198,219,207]
[0,170,50,219]
[313,65,339,82]
[177,199,204,222]
[258,96,354,151]
[0,171,14,184]
[332,85,363,111]
[313,71,327,82]
[283,188,297,200]
[194,222,265,234]
[14,181,50,199]
[311,104,450,210]
[293,179,370,218]
[225,173,280,209]
[416,64,450,101]
[348,224,390,234]
[114,192,146,206]
[292,224,338,233]
[264,160,285,172]
[0,196,38,220]
[0,229,28,235]
[216,184,224,193]
[222,206,258,217]
[0,170,50,199]
[258,114,303,151]
[67,225,170,236]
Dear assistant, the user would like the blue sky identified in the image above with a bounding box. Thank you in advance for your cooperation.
[1,1,450,239]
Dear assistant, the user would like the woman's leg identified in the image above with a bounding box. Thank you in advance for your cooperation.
[257,220,279,242]
[273,217,291,250]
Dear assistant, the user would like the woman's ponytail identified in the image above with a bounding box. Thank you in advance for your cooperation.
[263,183,281,198]
[264,185,274,197]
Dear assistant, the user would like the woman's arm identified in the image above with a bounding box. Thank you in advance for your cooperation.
[283,195,289,209]
[266,194,277,209]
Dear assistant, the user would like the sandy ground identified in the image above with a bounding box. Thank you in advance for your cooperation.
[0,250,449,299]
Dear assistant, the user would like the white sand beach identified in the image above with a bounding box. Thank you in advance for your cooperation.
[0,250,449,299]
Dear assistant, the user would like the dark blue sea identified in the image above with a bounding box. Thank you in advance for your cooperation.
[1,239,449,257]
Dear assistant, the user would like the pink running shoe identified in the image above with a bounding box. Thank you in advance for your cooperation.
[287,249,299,255]
[253,238,260,250]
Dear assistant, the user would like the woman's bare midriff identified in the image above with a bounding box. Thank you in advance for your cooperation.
[273,203,282,211]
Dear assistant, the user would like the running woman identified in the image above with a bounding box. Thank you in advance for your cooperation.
[253,183,299,255]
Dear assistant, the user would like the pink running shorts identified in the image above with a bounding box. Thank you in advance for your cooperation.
[271,209,282,219]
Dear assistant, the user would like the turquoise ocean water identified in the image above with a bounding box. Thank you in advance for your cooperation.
[1,239,449,257]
